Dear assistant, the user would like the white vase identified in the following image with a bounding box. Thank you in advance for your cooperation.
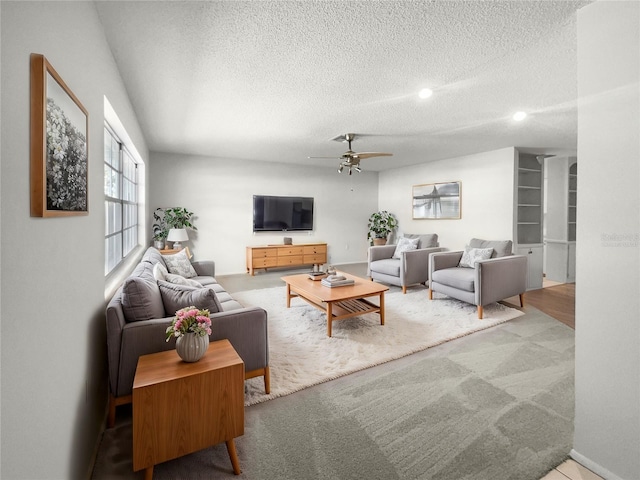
[175,332,209,362]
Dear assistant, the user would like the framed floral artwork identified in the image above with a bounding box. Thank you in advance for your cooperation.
[30,53,88,217]
[412,181,461,219]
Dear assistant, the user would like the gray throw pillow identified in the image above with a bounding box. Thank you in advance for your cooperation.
[121,276,166,322]
[162,249,197,278]
[392,236,419,259]
[404,233,438,249]
[459,246,493,268]
[157,280,222,316]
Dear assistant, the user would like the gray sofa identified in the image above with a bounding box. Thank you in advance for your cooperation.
[428,238,527,319]
[106,247,269,427]
[368,233,444,293]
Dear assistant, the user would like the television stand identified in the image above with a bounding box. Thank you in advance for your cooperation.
[246,243,327,276]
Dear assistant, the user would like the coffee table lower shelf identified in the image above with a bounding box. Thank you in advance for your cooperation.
[287,283,386,337]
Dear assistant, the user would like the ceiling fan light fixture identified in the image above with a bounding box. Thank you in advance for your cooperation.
[418,88,433,99]
[513,111,527,121]
[338,164,344,173]
[354,166,361,173]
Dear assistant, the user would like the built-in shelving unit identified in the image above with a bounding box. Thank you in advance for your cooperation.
[545,157,577,283]
[568,163,577,242]
[514,152,544,290]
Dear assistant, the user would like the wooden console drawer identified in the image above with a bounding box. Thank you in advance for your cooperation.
[303,245,327,255]
[304,253,326,264]
[279,246,304,256]
[277,255,304,266]
[253,257,278,268]
[253,248,277,258]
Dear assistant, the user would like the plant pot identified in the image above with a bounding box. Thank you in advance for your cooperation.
[153,240,165,249]
[175,333,209,362]
[373,238,387,246]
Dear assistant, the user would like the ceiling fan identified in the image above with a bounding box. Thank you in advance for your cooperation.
[309,133,393,174]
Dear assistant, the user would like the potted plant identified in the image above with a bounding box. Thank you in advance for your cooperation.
[367,210,398,245]
[152,207,169,249]
[164,207,197,231]
[153,207,198,249]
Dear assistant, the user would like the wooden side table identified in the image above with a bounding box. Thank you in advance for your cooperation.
[159,246,192,258]
[132,340,244,479]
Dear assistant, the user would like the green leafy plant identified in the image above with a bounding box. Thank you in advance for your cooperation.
[152,207,197,241]
[367,210,398,243]
[164,207,197,230]
[152,207,169,241]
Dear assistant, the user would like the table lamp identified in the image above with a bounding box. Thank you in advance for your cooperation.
[167,228,188,250]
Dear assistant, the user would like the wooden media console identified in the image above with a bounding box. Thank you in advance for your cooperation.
[246,243,327,275]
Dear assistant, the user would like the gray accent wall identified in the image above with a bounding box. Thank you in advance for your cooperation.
[1,2,149,479]
[574,2,640,479]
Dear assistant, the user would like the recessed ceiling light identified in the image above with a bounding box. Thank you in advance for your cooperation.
[418,88,433,99]
[513,111,527,121]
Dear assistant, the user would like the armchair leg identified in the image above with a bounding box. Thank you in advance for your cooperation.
[519,293,524,308]
[428,289,433,300]
[477,306,483,319]
[402,286,407,294]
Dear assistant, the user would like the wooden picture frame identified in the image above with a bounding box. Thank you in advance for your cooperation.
[30,53,88,217]
[412,181,461,219]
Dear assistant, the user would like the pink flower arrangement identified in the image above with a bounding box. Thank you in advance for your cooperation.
[165,306,212,341]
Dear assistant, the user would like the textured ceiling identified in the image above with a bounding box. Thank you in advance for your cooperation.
[96,0,592,171]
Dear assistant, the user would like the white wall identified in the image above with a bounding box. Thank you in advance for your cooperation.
[150,152,379,274]
[378,147,516,250]
[573,2,640,479]
[0,2,148,478]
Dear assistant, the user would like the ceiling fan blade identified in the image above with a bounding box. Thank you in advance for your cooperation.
[353,152,393,159]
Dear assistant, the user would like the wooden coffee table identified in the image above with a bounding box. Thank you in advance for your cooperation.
[132,340,244,479]
[281,272,389,337]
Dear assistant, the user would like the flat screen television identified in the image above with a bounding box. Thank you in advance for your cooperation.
[253,195,314,232]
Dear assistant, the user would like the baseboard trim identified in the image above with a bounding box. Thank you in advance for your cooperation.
[570,449,624,480]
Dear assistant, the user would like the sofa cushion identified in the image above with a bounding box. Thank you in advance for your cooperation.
[157,280,222,315]
[369,258,400,277]
[142,247,166,267]
[121,277,166,322]
[162,249,197,278]
[191,276,218,287]
[459,246,493,268]
[404,233,438,249]
[392,236,419,259]
[432,267,475,292]
[469,238,512,258]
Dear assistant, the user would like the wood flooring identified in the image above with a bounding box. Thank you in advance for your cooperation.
[524,283,575,329]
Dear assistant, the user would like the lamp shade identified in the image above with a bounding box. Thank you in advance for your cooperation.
[167,228,188,242]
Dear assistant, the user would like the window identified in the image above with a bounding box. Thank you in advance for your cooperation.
[104,125,139,275]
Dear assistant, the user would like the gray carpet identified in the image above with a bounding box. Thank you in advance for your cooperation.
[92,306,574,480]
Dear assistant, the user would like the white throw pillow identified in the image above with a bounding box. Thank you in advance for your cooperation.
[165,273,203,288]
[162,249,197,278]
[392,236,419,259]
[152,262,169,281]
[459,246,493,268]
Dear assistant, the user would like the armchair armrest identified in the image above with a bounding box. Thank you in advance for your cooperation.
[475,255,528,305]
[429,251,463,278]
[368,245,397,263]
[402,247,445,284]
[192,260,215,277]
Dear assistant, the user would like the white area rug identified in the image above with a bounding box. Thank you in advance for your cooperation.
[234,286,524,406]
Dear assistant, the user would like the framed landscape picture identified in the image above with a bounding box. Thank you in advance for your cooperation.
[412,181,461,219]
[30,53,88,217]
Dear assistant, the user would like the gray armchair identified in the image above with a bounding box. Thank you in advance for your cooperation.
[428,238,527,319]
[368,233,444,293]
